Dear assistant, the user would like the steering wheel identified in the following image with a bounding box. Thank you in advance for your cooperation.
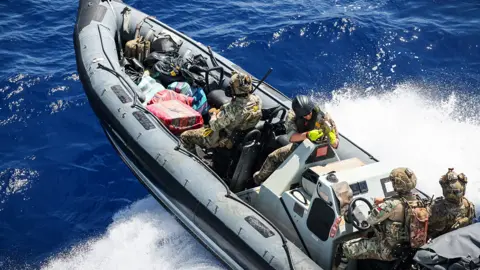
[347,197,374,231]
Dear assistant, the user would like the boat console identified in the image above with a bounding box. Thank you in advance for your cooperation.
[238,138,427,269]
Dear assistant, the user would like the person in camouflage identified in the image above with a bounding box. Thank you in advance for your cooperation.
[341,168,421,261]
[252,95,338,185]
[427,168,476,240]
[180,71,262,153]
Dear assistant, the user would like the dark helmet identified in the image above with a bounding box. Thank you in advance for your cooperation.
[292,95,315,117]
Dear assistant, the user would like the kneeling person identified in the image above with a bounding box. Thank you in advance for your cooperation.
[180,71,262,153]
[253,95,339,185]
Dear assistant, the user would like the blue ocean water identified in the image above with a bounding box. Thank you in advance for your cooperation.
[1,0,479,269]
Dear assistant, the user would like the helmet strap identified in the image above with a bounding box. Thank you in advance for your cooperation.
[234,93,249,98]
[317,108,325,118]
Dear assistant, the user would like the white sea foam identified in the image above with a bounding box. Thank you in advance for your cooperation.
[322,83,480,208]
[41,197,226,270]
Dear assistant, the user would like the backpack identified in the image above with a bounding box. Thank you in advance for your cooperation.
[403,196,429,248]
[151,54,185,86]
[144,51,176,68]
[124,36,151,63]
[180,53,210,88]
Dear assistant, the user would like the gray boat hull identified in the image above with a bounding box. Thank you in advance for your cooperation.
[73,0,378,269]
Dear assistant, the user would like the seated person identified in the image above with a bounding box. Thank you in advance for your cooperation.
[336,168,427,269]
[253,95,339,185]
[180,71,262,153]
[428,168,476,240]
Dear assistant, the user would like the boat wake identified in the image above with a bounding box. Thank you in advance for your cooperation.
[42,83,480,269]
[323,83,480,209]
[41,197,226,270]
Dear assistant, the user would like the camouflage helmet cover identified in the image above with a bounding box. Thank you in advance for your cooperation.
[390,167,417,194]
[439,168,467,203]
[230,70,253,95]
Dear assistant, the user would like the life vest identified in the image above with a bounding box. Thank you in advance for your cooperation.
[402,196,429,248]
[294,106,325,133]
[453,197,476,230]
[212,94,262,138]
[371,198,405,247]
[463,197,476,221]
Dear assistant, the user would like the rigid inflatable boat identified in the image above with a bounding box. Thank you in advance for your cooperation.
[73,1,478,269]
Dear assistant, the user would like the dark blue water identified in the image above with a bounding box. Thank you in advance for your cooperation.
[1,0,479,269]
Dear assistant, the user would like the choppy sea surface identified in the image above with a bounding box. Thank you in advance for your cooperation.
[1,0,479,269]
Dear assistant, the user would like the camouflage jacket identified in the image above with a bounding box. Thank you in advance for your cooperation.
[284,108,338,142]
[368,194,431,249]
[368,197,407,247]
[428,196,476,239]
[209,94,262,135]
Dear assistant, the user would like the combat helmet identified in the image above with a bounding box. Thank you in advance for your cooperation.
[292,95,315,117]
[389,167,417,194]
[439,168,467,203]
[229,70,252,97]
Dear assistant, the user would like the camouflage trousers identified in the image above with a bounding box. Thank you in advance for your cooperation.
[180,127,233,153]
[342,237,396,261]
[253,143,297,184]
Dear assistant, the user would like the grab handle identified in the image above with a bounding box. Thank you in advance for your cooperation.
[205,66,224,92]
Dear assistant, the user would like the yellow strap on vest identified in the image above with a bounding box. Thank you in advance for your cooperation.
[202,128,213,137]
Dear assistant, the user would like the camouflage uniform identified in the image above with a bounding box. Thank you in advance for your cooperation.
[343,168,420,261]
[180,71,262,153]
[253,108,338,184]
[428,169,476,239]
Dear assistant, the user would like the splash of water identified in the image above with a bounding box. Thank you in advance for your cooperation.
[41,83,480,269]
[41,197,226,270]
[322,83,480,208]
